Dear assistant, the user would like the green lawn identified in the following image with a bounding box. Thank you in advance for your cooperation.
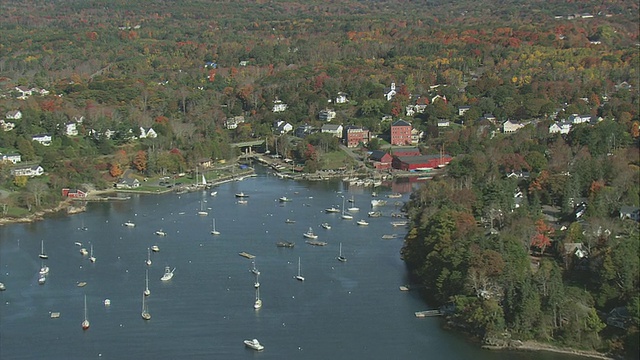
[321,150,356,170]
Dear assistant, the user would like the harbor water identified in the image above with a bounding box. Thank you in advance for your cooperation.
[0,169,587,359]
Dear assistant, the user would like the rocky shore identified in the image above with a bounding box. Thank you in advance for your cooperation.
[482,340,613,359]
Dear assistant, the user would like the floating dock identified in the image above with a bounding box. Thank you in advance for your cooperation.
[415,310,442,318]
[239,252,256,259]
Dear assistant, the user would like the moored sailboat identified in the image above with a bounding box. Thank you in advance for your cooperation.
[38,240,48,259]
[82,295,90,330]
[146,247,152,266]
[141,293,151,320]
[294,257,305,281]
[210,218,220,235]
[144,269,151,296]
[337,242,347,262]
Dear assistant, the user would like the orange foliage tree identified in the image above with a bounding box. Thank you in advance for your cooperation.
[133,150,147,173]
[109,163,123,178]
[530,219,554,255]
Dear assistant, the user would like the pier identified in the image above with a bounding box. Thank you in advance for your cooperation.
[414,310,442,318]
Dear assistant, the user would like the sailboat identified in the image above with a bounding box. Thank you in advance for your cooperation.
[294,257,305,281]
[89,244,96,263]
[210,218,220,235]
[198,200,208,216]
[253,286,262,310]
[146,247,152,266]
[254,273,260,288]
[82,295,90,330]
[202,174,207,187]
[144,269,151,296]
[337,242,347,262]
[39,240,48,259]
[341,197,353,220]
[348,196,360,212]
[250,260,260,275]
[141,293,151,320]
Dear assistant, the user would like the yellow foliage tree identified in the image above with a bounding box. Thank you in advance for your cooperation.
[13,176,28,188]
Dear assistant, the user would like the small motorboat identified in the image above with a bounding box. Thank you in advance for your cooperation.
[160,266,175,281]
[321,223,331,229]
[155,229,167,236]
[244,338,264,351]
[356,219,369,226]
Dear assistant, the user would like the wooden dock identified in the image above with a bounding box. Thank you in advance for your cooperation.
[415,310,442,318]
[239,252,256,259]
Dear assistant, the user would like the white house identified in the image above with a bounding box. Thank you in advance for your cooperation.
[0,120,15,132]
[437,120,450,128]
[502,120,526,133]
[5,110,22,120]
[14,86,32,99]
[224,116,245,130]
[321,124,343,138]
[549,122,572,134]
[115,178,141,189]
[568,114,593,125]
[32,134,52,146]
[458,106,471,116]
[411,128,423,144]
[272,99,288,112]
[383,83,396,101]
[139,127,158,139]
[11,165,44,177]
[318,109,336,121]
[274,120,293,135]
[65,123,78,136]
[0,153,21,164]
[335,92,348,104]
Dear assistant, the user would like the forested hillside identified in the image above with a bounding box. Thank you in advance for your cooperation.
[0,3,638,356]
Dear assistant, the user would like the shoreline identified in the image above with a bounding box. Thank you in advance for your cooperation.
[483,341,613,360]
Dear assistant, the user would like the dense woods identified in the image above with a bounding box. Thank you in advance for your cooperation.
[0,1,638,356]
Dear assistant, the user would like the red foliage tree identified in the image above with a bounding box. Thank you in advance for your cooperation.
[530,219,554,255]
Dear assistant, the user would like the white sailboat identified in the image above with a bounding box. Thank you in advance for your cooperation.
[38,240,48,259]
[250,260,260,275]
[341,197,353,220]
[202,174,207,187]
[198,200,208,216]
[210,218,220,235]
[89,244,96,263]
[141,293,151,320]
[82,295,90,330]
[144,269,151,296]
[254,272,260,288]
[348,196,359,212]
[337,242,347,262]
[146,247,152,266]
[253,286,262,309]
[294,257,305,281]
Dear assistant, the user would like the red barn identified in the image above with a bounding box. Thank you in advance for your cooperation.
[62,188,87,198]
[369,150,393,170]
[392,154,453,171]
